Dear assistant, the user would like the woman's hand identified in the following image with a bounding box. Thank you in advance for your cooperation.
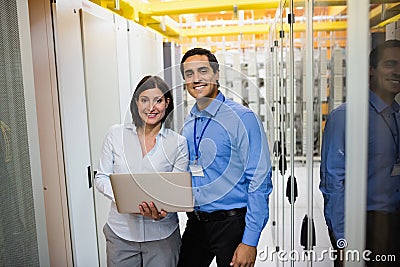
[139,201,167,220]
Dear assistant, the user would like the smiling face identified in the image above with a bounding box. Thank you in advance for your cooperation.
[182,54,219,106]
[370,47,400,104]
[136,88,170,127]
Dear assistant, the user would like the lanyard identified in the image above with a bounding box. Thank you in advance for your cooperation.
[393,113,399,161]
[379,111,399,160]
[193,117,212,163]
[192,95,225,164]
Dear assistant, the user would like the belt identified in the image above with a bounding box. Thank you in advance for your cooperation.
[187,207,247,222]
[367,210,400,220]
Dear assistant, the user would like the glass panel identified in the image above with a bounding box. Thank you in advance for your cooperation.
[363,2,400,265]
[317,0,349,265]
[320,1,400,266]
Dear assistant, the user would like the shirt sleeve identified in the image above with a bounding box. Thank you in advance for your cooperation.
[319,109,346,240]
[95,127,116,202]
[172,135,189,172]
[238,112,273,247]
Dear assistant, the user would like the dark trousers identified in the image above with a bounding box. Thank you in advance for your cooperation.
[365,211,400,267]
[328,229,344,267]
[328,211,400,267]
[177,212,246,267]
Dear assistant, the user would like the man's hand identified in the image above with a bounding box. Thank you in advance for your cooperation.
[230,243,256,267]
[138,201,167,220]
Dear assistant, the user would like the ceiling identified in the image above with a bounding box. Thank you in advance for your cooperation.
[90,0,400,49]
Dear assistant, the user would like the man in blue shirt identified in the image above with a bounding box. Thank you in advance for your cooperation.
[177,48,273,267]
[320,40,400,267]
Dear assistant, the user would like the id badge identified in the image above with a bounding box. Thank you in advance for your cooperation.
[189,164,204,177]
[391,163,400,176]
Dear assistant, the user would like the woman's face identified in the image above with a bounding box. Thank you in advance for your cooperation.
[136,87,170,128]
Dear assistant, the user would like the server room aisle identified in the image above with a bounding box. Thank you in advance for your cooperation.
[179,163,333,266]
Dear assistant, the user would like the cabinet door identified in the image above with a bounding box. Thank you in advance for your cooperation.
[80,8,121,267]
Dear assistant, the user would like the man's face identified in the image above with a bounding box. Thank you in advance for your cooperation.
[370,47,400,98]
[182,54,219,100]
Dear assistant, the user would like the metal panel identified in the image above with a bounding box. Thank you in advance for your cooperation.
[163,42,185,132]
[127,21,164,95]
[79,7,122,267]
[0,0,49,265]
[345,1,369,266]
[115,15,132,123]
[52,0,99,265]
[28,0,72,265]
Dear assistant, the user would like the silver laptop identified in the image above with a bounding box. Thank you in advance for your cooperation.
[110,172,194,214]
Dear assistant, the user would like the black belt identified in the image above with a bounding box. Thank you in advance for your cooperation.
[187,207,247,222]
[367,210,400,220]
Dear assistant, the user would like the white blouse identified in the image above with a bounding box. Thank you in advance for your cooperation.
[95,123,189,242]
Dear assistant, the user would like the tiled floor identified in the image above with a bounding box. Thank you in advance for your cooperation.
[178,163,334,267]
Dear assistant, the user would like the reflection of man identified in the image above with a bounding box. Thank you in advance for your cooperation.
[320,40,400,267]
[177,48,273,267]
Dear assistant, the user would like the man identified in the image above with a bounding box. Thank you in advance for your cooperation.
[320,40,400,267]
[177,47,273,267]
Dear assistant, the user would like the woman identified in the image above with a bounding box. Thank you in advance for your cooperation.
[95,75,188,267]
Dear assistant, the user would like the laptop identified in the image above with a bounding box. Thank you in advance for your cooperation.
[110,172,194,214]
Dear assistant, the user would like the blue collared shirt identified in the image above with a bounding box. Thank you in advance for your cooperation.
[182,92,273,246]
[320,90,400,240]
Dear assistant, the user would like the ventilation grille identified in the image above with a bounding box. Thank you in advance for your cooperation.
[0,0,40,265]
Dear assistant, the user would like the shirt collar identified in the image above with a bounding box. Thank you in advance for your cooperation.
[125,122,167,138]
[369,90,400,114]
[158,123,167,137]
[394,100,400,114]
[190,91,225,117]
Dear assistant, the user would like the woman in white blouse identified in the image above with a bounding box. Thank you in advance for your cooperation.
[95,76,189,267]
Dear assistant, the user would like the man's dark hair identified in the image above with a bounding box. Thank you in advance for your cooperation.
[369,39,400,69]
[130,75,174,128]
[180,47,219,78]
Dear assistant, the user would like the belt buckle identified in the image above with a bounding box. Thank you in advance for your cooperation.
[194,211,201,221]
[194,211,208,222]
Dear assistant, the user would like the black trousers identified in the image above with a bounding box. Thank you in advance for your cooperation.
[365,211,400,267]
[177,212,246,267]
[328,229,344,267]
[328,211,400,267]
